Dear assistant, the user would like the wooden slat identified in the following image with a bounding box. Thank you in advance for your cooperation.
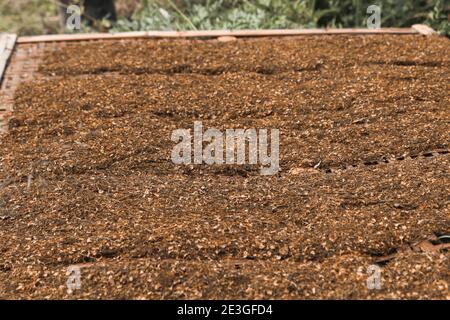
[0,34,18,133]
[0,33,17,85]
[17,31,148,43]
[17,28,419,43]
[412,24,437,36]
[147,28,418,37]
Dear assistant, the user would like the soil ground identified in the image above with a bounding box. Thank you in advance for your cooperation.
[0,35,449,299]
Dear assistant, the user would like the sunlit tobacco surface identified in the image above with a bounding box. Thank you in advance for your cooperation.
[0,35,449,299]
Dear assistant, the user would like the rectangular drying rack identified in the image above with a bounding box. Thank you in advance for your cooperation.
[0,24,438,133]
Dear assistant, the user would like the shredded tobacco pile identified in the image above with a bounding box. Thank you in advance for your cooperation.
[0,35,449,299]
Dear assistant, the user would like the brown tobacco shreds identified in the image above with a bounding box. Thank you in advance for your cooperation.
[0,35,449,299]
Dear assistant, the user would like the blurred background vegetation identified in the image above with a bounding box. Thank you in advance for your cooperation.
[0,0,449,36]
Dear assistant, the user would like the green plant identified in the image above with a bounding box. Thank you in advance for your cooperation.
[426,0,450,35]
[112,0,317,31]
[1,0,448,36]
[112,0,449,35]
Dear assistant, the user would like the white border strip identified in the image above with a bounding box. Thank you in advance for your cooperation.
[16,27,421,44]
[0,33,17,85]
[412,24,438,35]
